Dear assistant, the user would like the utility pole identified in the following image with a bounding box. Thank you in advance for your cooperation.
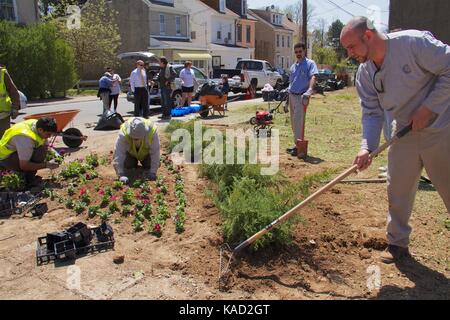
[302,0,308,45]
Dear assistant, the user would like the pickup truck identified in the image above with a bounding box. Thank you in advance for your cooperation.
[213,59,283,94]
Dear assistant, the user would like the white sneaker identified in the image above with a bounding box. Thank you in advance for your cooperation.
[378,172,388,179]
[378,166,387,172]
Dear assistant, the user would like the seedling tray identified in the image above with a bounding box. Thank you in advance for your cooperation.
[36,224,115,265]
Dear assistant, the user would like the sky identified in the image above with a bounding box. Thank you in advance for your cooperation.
[247,0,390,31]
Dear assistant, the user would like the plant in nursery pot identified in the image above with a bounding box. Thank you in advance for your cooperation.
[100,194,109,208]
[0,171,25,191]
[65,199,74,209]
[74,201,86,215]
[79,188,91,205]
[85,153,99,168]
[67,184,76,196]
[141,201,152,219]
[122,188,135,205]
[98,211,111,222]
[88,205,101,218]
[113,181,124,191]
[122,205,133,217]
[108,199,120,214]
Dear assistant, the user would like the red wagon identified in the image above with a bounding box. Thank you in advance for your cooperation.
[23,109,87,148]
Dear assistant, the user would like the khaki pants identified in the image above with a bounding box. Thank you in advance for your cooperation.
[387,124,450,247]
[289,94,306,145]
[100,92,110,113]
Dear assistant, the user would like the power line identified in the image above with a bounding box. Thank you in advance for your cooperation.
[325,0,355,17]
[350,0,389,13]
[310,1,353,18]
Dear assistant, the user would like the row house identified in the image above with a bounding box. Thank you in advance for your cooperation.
[250,7,295,71]
[113,0,255,77]
[0,0,39,25]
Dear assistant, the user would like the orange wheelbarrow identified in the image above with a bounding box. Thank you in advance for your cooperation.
[199,95,227,118]
[24,109,87,148]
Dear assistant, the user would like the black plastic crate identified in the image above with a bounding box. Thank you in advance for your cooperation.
[46,231,70,251]
[54,239,76,260]
[67,222,92,248]
[36,223,115,265]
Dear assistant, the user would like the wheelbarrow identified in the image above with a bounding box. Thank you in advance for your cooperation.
[198,95,228,118]
[23,109,87,148]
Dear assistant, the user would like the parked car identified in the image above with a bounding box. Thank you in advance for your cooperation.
[126,64,240,107]
[213,59,283,93]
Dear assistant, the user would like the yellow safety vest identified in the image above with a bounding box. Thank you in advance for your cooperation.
[0,119,45,160]
[0,68,12,113]
[120,119,157,161]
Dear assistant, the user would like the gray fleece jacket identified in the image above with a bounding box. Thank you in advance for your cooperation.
[356,30,450,151]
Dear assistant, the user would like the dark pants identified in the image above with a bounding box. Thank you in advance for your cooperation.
[0,145,47,183]
[160,87,173,117]
[124,152,151,171]
[134,87,149,119]
[0,117,10,139]
[109,94,119,111]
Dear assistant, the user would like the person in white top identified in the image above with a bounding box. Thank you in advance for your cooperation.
[179,61,198,107]
[129,60,149,119]
[107,67,122,112]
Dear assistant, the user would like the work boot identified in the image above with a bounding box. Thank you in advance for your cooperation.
[288,148,298,157]
[286,146,296,154]
[380,245,411,264]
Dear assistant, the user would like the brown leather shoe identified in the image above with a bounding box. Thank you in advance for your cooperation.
[380,245,410,264]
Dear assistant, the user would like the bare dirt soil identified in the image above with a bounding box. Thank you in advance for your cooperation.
[0,118,449,300]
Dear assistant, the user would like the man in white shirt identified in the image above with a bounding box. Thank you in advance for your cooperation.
[130,60,149,119]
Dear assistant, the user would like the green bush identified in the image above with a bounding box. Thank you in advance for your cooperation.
[0,21,78,98]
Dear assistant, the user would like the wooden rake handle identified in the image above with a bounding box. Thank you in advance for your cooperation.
[233,124,413,253]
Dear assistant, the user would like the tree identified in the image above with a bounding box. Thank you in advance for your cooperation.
[312,46,338,67]
[0,21,77,98]
[55,0,121,78]
[312,18,328,47]
[326,19,345,59]
[283,0,315,26]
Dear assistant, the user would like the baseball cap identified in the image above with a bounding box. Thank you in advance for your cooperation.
[127,118,147,139]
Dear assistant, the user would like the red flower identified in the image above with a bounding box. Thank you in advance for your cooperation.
[98,190,105,196]
[143,199,151,205]
[110,196,118,201]
[155,188,161,193]
[85,174,91,180]
[60,150,66,156]
[154,224,161,232]
[80,188,87,195]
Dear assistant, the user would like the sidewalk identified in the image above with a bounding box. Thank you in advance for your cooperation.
[28,95,99,107]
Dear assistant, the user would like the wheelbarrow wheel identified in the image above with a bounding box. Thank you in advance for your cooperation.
[63,128,83,148]
[199,106,209,119]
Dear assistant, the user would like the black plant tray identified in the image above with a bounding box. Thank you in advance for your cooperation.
[36,224,115,265]
[0,191,40,217]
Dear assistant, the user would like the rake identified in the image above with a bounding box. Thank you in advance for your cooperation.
[219,124,413,288]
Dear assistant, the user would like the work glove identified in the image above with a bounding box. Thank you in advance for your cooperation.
[143,171,157,181]
[46,160,60,170]
[10,108,19,120]
[119,176,129,185]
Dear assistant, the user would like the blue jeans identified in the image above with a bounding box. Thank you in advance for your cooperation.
[160,87,173,117]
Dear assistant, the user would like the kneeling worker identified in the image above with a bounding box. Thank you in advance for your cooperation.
[0,117,60,185]
[113,117,160,184]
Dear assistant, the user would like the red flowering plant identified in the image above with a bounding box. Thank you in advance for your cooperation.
[79,187,91,205]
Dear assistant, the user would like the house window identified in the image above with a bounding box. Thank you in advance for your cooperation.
[246,25,251,43]
[175,16,181,35]
[159,14,165,35]
[287,36,290,48]
[281,56,284,69]
[237,24,242,42]
[191,31,196,39]
[0,0,16,21]
[217,31,221,40]
[219,0,225,13]
[282,35,284,47]
[228,32,231,40]
[276,34,280,47]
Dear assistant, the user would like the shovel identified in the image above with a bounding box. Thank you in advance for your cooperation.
[219,123,413,288]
